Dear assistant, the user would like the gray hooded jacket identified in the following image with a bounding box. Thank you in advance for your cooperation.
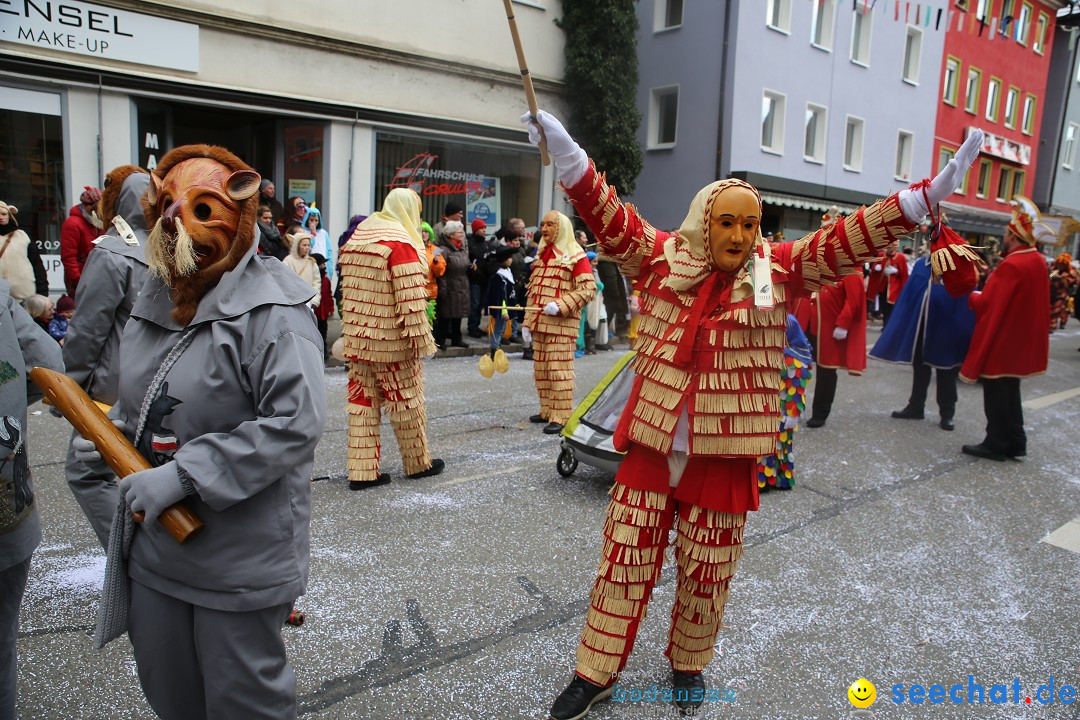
[0,279,64,570]
[113,244,326,611]
[63,173,150,406]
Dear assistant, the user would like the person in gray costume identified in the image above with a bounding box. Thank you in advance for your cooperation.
[63,165,150,548]
[74,145,327,720]
[0,277,65,719]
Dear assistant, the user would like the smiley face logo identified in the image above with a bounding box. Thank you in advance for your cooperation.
[848,678,876,708]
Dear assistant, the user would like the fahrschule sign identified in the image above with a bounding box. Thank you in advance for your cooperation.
[0,0,199,72]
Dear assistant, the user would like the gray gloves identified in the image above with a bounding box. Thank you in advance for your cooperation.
[72,420,126,475]
[898,129,984,222]
[119,462,195,525]
[520,110,589,187]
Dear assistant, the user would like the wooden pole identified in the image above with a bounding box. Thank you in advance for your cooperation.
[502,0,550,166]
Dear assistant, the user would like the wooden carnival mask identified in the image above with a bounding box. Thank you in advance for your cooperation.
[707,185,759,273]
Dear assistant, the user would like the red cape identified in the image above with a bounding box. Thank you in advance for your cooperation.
[960,247,1050,381]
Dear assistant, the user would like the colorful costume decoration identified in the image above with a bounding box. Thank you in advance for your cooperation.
[523,211,596,427]
[339,189,440,485]
[757,315,812,491]
[1050,253,1077,331]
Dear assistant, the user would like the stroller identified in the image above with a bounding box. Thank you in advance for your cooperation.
[556,352,635,477]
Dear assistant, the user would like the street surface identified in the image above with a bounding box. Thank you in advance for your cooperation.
[13,325,1080,719]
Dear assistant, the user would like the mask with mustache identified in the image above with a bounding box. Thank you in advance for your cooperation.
[143,147,261,325]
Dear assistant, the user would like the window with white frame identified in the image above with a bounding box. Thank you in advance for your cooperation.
[767,0,791,32]
[1064,123,1078,170]
[976,159,992,198]
[811,0,836,50]
[850,4,872,65]
[844,116,865,171]
[895,131,914,181]
[964,67,981,114]
[976,0,991,21]
[1033,12,1048,54]
[1001,0,1015,23]
[654,0,683,31]
[804,103,827,163]
[1015,2,1032,44]
[943,57,960,105]
[902,27,922,84]
[648,86,679,148]
[997,166,1013,201]
[1021,94,1035,135]
[761,90,786,154]
[986,77,1001,121]
[1004,86,1019,128]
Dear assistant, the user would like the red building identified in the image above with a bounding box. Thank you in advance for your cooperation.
[933,0,1063,242]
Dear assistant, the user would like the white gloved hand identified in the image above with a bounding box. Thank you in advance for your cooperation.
[72,419,127,475]
[520,110,589,187]
[524,255,536,264]
[544,301,561,316]
[832,326,849,341]
[119,462,193,526]
[899,129,984,222]
[884,265,899,275]
[873,264,882,272]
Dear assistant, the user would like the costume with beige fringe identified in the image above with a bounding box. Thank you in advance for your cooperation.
[340,189,438,482]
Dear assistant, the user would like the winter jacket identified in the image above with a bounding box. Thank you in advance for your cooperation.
[435,235,470,319]
[0,278,65,571]
[0,229,37,300]
[112,246,327,611]
[60,205,99,296]
[257,221,287,260]
[63,173,150,406]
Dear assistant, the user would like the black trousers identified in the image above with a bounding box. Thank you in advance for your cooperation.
[434,317,462,347]
[908,333,958,419]
[981,377,1025,455]
[811,366,838,420]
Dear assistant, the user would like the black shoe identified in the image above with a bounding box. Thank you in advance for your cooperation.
[451,340,469,348]
[805,416,826,428]
[1007,448,1027,459]
[891,406,925,420]
[672,670,705,714]
[596,344,613,351]
[467,329,485,338]
[961,444,1006,461]
[543,422,564,435]
[406,459,445,479]
[585,349,597,355]
[548,675,613,720]
[939,418,955,431]
[522,348,534,360]
[435,343,446,352]
[529,414,547,423]
[349,473,391,490]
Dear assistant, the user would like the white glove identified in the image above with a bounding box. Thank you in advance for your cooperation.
[524,255,535,264]
[884,265,899,275]
[520,110,589,187]
[119,462,193,526]
[873,264,882,272]
[72,419,127,475]
[832,326,849,341]
[899,129,984,222]
[544,301,561,316]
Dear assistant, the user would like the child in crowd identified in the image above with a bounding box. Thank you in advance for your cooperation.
[311,253,333,360]
[48,295,74,345]
[484,246,519,358]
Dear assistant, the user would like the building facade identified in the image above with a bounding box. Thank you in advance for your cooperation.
[0,0,567,291]
[932,0,1064,247]
[628,0,945,240]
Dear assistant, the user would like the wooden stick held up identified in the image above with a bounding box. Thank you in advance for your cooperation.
[29,367,203,544]
[502,0,550,166]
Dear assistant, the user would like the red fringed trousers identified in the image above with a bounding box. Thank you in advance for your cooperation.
[346,358,431,481]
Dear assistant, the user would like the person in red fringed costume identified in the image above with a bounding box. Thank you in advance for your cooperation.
[520,108,983,720]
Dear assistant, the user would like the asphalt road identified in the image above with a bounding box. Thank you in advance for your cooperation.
[13,325,1080,720]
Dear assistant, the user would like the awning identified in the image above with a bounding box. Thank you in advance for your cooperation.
[759,191,859,216]
[938,201,1011,236]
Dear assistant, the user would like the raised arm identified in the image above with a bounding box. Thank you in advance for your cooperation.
[523,111,660,280]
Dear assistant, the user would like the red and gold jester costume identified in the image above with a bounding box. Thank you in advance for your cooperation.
[563,162,915,686]
[524,211,597,427]
[339,189,439,484]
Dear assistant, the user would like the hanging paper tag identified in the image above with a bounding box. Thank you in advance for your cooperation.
[753,243,774,309]
[112,216,139,246]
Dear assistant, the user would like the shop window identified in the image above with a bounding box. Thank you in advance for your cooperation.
[812,0,836,50]
[895,131,914,182]
[649,86,679,149]
[375,132,542,232]
[850,4,872,65]
[1064,123,1078,170]
[1021,94,1036,135]
[767,0,791,33]
[1033,12,1048,54]
[943,57,961,106]
[281,123,325,225]
[804,103,827,164]
[844,116,865,172]
[964,67,982,114]
[0,87,65,291]
[996,166,1013,201]
[654,0,683,31]
[902,27,922,84]
[762,90,786,154]
[976,159,992,198]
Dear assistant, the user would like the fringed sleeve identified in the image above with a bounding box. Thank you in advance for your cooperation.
[563,161,658,280]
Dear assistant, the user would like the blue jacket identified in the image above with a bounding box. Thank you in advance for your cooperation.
[870,256,975,369]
